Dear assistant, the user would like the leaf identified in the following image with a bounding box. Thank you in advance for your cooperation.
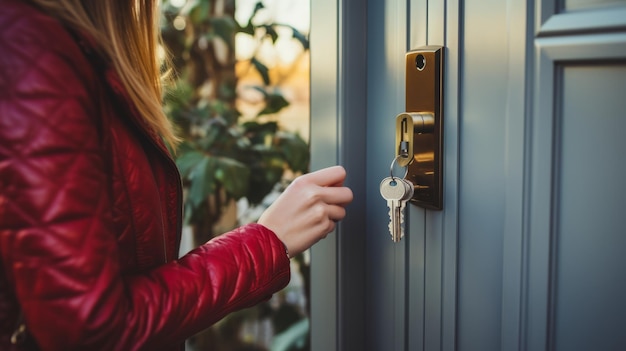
[176,150,205,178]
[186,0,211,24]
[262,24,279,44]
[242,121,279,145]
[247,162,284,205]
[276,132,310,173]
[187,155,217,208]
[196,116,228,149]
[237,21,255,35]
[291,27,310,50]
[215,158,250,199]
[242,120,278,134]
[250,85,269,97]
[251,57,270,85]
[175,141,195,154]
[237,1,263,35]
[270,318,309,351]
[252,2,265,17]
[200,32,217,45]
[179,0,200,15]
[258,93,289,116]
[211,17,237,50]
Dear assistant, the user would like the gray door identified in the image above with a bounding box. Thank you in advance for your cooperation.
[309,0,626,350]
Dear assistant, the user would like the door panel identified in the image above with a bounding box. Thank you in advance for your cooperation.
[526,36,626,349]
[457,0,509,349]
[554,64,626,350]
[523,2,626,349]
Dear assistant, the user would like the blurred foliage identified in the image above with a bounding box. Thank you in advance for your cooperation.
[161,0,310,240]
[160,1,311,350]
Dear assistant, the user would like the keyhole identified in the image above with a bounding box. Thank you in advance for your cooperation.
[415,54,426,71]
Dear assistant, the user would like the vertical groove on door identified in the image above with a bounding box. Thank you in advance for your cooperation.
[500,0,533,350]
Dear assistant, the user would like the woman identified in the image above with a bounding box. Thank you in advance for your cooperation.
[0,0,353,350]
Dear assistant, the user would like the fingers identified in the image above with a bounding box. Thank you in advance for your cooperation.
[299,166,353,205]
[319,186,353,206]
[326,204,347,222]
[303,165,347,187]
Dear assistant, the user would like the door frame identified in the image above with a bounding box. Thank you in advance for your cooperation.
[309,0,368,350]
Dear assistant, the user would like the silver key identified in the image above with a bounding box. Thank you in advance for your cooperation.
[380,177,410,242]
[397,178,414,239]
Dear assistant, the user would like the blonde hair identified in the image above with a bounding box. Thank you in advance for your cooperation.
[27,0,179,148]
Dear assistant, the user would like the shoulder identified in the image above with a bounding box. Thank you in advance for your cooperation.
[1,0,75,49]
[0,0,102,119]
[0,1,106,155]
[0,0,96,90]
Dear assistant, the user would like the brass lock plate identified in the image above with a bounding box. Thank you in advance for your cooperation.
[405,46,443,210]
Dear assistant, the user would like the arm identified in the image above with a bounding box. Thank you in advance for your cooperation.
[0,16,289,351]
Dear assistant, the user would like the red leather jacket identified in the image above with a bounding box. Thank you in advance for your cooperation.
[0,1,290,350]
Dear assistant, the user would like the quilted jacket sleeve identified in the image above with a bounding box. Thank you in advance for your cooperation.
[0,7,290,351]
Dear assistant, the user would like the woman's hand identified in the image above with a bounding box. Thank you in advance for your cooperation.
[258,166,353,257]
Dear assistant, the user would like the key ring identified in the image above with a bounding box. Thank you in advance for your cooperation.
[389,155,409,181]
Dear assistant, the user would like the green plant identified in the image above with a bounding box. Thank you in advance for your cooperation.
[161,0,310,243]
[160,1,311,349]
